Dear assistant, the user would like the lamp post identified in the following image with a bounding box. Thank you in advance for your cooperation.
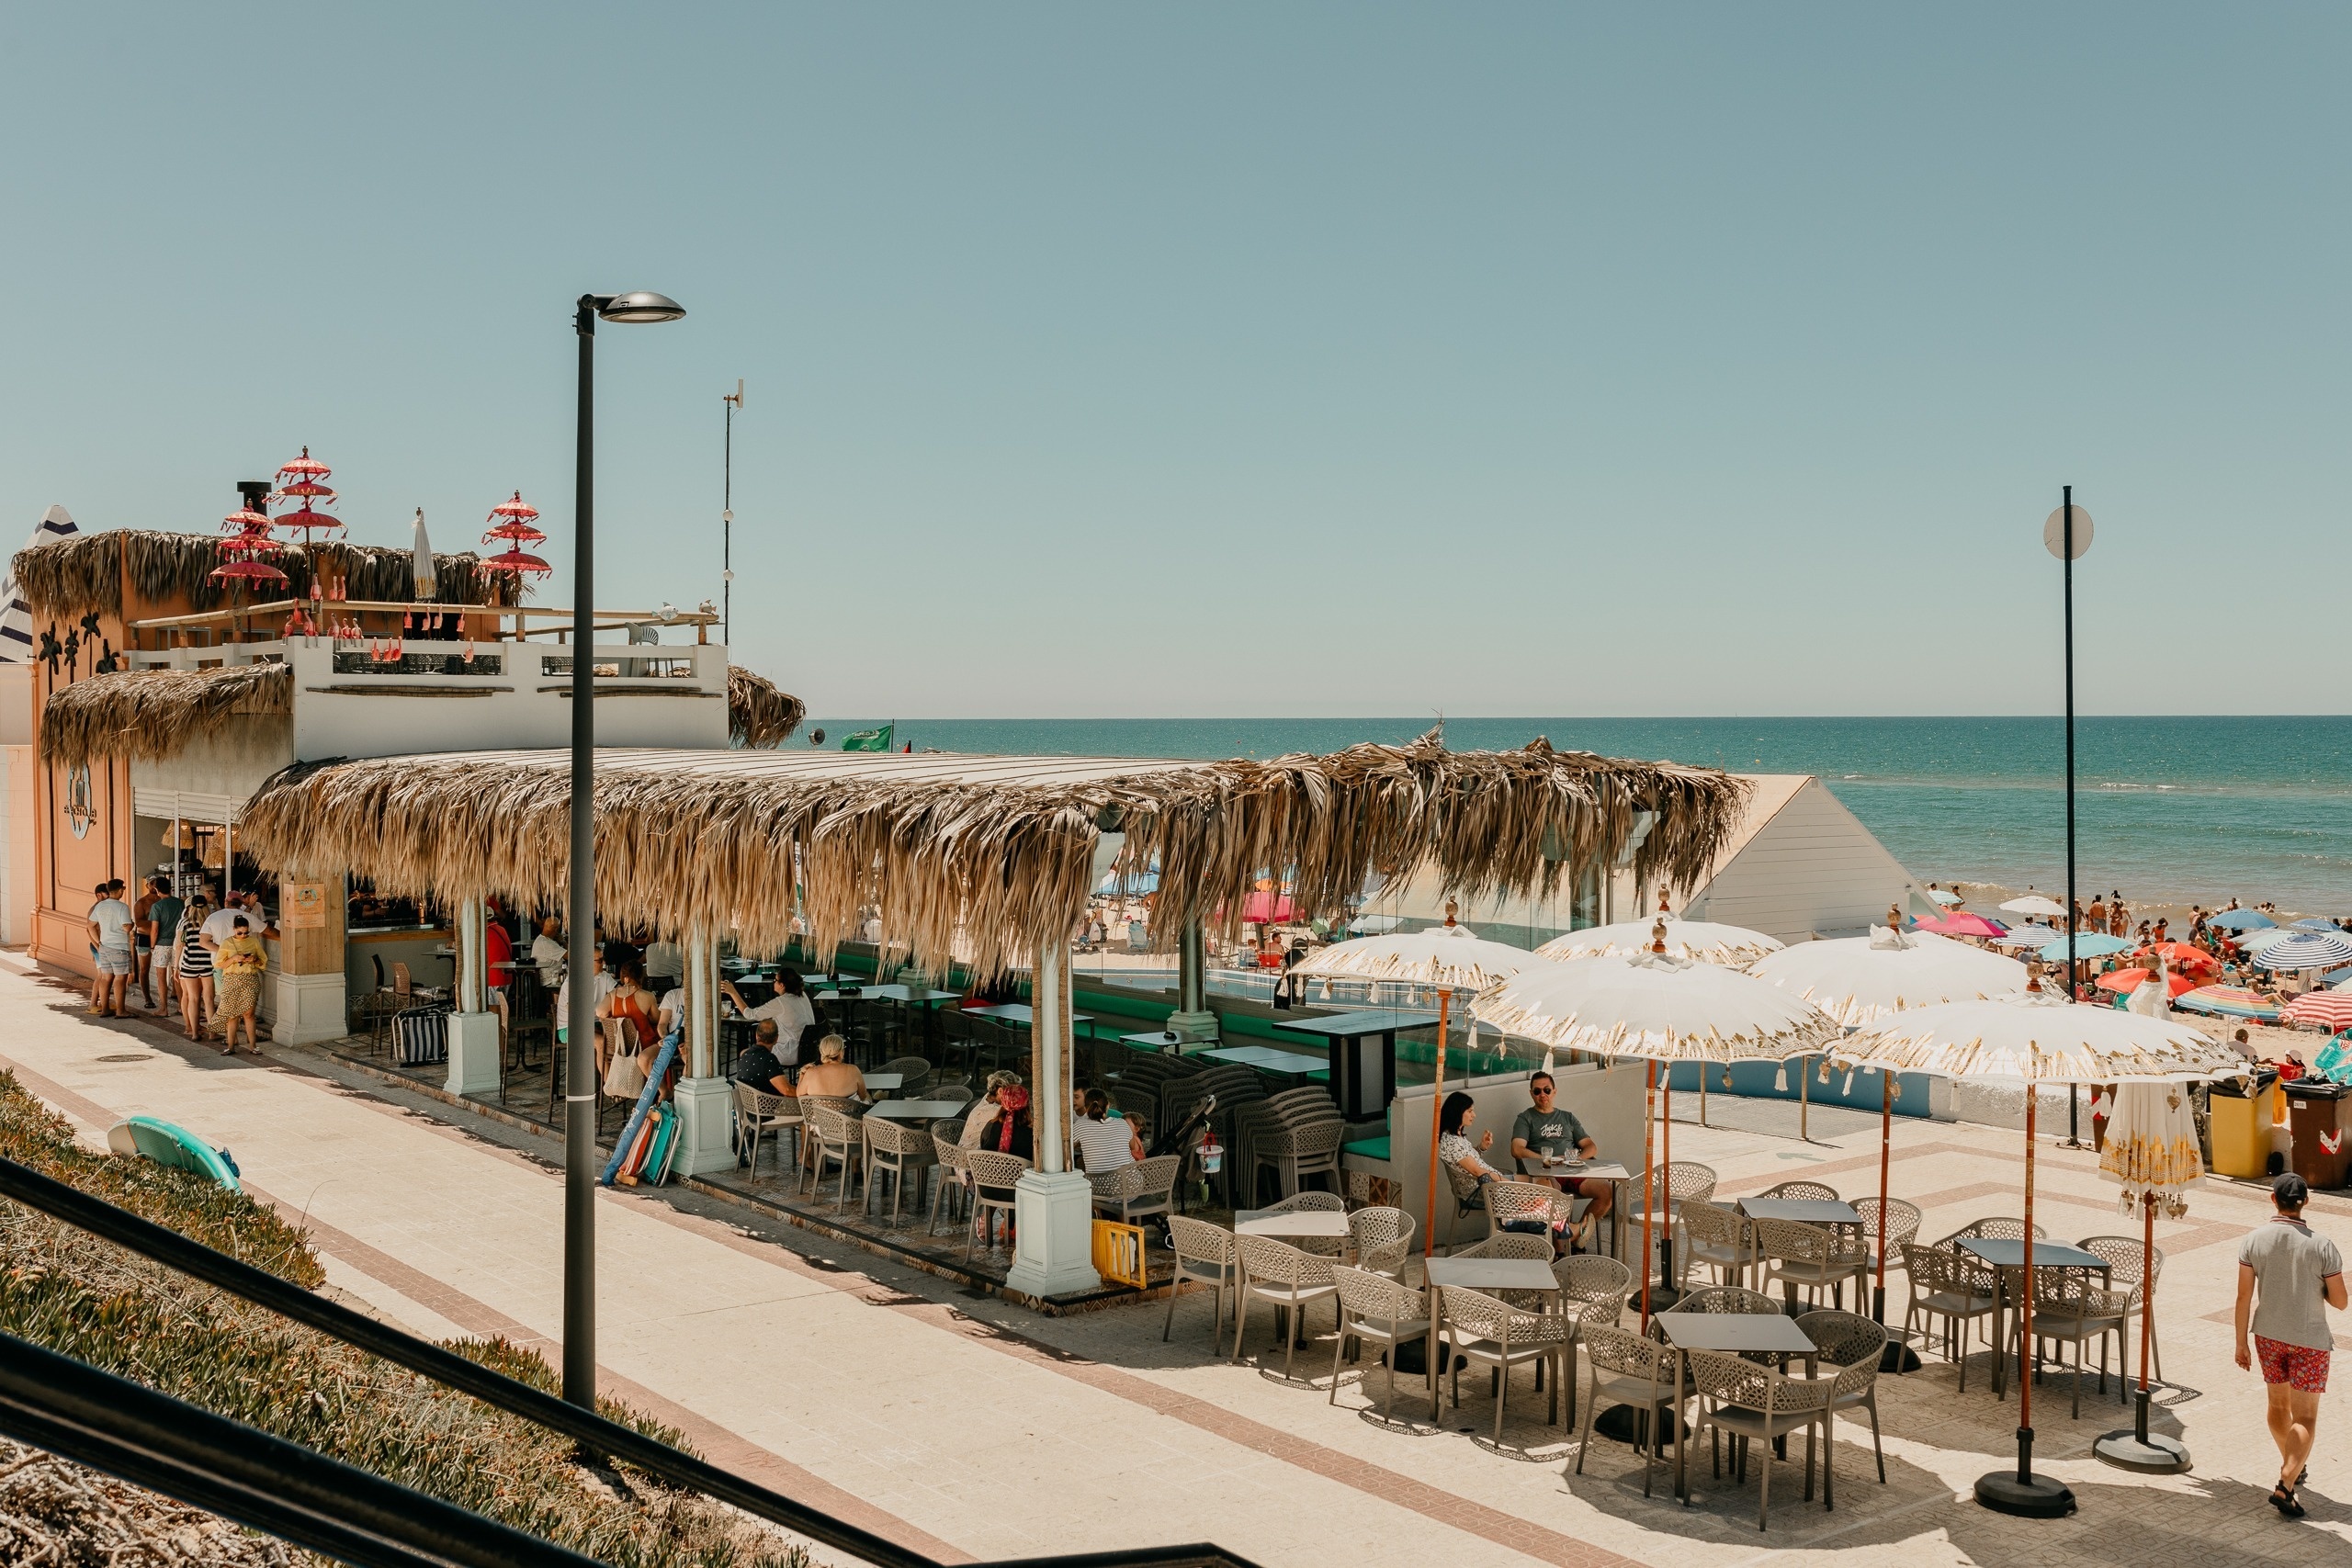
[565,289,684,1411]
[721,378,743,646]
[2042,490,2093,1008]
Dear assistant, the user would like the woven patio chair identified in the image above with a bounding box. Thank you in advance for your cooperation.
[1329,1264,1434,1422]
[876,1055,933,1098]
[802,1103,867,1211]
[1553,1254,1633,1314]
[1347,1206,1415,1279]
[963,1148,1029,1259]
[1439,1284,1570,1443]
[927,1123,971,1236]
[1841,1198,1921,1300]
[1232,1233,1338,1380]
[1623,1160,1717,1278]
[2078,1234,2165,1382]
[861,1113,935,1225]
[1251,1115,1345,1201]
[797,1094,862,1189]
[1575,1319,1683,1496]
[1687,1346,1838,1530]
[1796,1309,1890,1483]
[729,1082,799,1181]
[1899,1242,1996,1389]
[1936,1216,2044,1246]
[1164,1214,1239,1354]
[2018,1265,2133,1417]
[1752,1216,1849,1314]
[1091,1154,1182,1225]
[1680,1200,1753,1292]
[1758,1179,1839,1202]
[1261,1190,1349,1258]
[1485,1178,1564,1244]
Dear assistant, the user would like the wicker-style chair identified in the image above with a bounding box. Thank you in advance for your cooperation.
[1899,1242,1996,1388]
[2018,1266,2133,1417]
[1347,1206,1416,1279]
[1676,1285,1784,1317]
[1232,1233,1338,1380]
[1842,1198,1922,1297]
[1796,1309,1890,1483]
[1438,1284,1570,1443]
[729,1082,799,1180]
[1757,1179,1839,1202]
[1261,1190,1348,1258]
[1575,1319,1683,1496]
[1091,1154,1182,1225]
[1329,1264,1434,1422]
[877,1055,932,1098]
[1554,1254,1633,1314]
[802,1103,867,1210]
[964,1148,1029,1259]
[1937,1216,2044,1246]
[1251,1117,1346,1201]
[1752,1216,1851,1314]
[1625,1161,1717,1278]
[1485,1178,1565,1243]
[1164,1214,1240,1354]
[1453,1233,1555,1263]
[2078,1234,2165,1382]
[1680,1200,1754,1292]
[1686,1346,1838,1530]
[861,1114,935,1224]
[927,1124,971,1236]
[798,1094,863,1188]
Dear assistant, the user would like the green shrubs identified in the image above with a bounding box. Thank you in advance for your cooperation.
[0,1071,806,1568]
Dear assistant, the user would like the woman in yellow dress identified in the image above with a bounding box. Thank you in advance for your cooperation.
[212,914,269,1055]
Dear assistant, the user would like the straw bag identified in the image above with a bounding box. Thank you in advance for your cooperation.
[602,1021,646,1097]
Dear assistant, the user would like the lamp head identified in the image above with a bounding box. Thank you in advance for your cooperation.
[596,291,686,324]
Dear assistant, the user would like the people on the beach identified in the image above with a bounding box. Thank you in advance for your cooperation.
[2235,1173,2346,1517]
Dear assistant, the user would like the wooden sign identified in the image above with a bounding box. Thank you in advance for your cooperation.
[285,882,329,931]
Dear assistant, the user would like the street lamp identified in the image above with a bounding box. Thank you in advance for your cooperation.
[564,289,684,1410]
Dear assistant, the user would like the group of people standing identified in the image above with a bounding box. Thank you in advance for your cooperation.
[84,877,276,1054]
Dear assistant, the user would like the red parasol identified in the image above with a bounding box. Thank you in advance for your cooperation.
[481,547,551,578]
[488,491,541,525]
[2139,942,2218,975]
[274,505,344,536]
[211,557,288,584]
[221,510,273,533]
[276,446,332,481]
[482,491,546,550]
[2094,968,2196,998]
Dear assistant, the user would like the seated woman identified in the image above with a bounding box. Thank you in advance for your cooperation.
[1072,1087,1144,1172]
[597,960,663,1080]
[794,1034,867,1101]
[1438,1090,1506,1209]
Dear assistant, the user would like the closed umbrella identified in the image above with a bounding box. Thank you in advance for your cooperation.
[409,508,438,601]
[2001,894,2068,919]
[2092,1080,2203,1473]
[1534,892,1781,968]
[1846,993,2238,1516]
[1292,911,1549,1256]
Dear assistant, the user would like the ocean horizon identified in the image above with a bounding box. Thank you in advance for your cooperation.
[799,716,2352,916]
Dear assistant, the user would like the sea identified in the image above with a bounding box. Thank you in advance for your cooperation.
[802,716,2352,916]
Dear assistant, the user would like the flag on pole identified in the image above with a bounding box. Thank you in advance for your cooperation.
[1,506,78,660]
[841,723,894,752]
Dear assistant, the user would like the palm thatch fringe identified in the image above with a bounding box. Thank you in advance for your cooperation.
[14,531,518,622]
[40,663,292,766]
[727,667,804,748]
[236,731,1747,982]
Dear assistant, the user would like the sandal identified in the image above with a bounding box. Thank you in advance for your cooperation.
[2269,1483,2305,1518]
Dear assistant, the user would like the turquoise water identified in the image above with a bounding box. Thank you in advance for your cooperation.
[802,716,2352,914]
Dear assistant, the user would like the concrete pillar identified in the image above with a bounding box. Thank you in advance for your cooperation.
[269,874,351,1046]
[1163,917,1217,1045]
[1006,939,1102,1299]
[447,896,500,1097]
[671,932,735,1178]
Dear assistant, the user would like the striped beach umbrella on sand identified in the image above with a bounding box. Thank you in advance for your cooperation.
[2281,991,2352,1032]
[0,505,78,659]
[2253,933,2352,972]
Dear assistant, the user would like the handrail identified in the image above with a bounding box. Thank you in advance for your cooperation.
[0,1330,603,1568]
[0,1156,1258,1568]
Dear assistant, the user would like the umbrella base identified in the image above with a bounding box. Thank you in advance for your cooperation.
[2092,1430,2190,1474]
[1880,1343,1922,1373]
[1973,1471,2075,1517]
[1592,1403,1685,1447]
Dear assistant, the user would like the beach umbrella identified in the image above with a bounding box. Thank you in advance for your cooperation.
[2037,931,2132,963]
[1748,923,2029,1028]
[407,508,438,601]
[2252,932,2352,972]
[2209,909,2274,931]
[1846,992,2237,1515]
[2291,918,2342,932]
[2001,894,2068,919]
[2140,942,2218,975]
[2173,985,2281,1021]
[1345,912,1404,935]
[2230,925,2299,951]
[1533,894,1781,968]
[2091,1079,2204,1473]
[1917,910,2005,939]
[2095,967,2195,999]
[1095,865,1159,896]
[1929,888,1964,906]
[2282,991,2352,1032]
[1990,925,2063,949]
[1475,945,1840,1322]
[1293,912,1551,1256]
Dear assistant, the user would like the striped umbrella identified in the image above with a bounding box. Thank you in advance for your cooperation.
[2282,991,2352,1032]
[2173,986,2281,1021]
[2252,933,2352,972]
[0,505,77,659]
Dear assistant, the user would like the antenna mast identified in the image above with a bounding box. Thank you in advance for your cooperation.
[721,378,743,645]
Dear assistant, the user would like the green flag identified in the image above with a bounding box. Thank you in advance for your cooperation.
[842,723,893,752]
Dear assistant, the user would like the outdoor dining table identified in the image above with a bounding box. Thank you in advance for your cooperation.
[865,1099,969,1122]
[1954,1236,2110,1398]
[1198,1043,1329,1080]
[1532,1159,1634,1264]
[862,1072,905,1096]
[962,1003,1094,1029]
[1651,1311,1818,1501]
[1420,1255,1566,1392]
[1233,1209,1351,1239]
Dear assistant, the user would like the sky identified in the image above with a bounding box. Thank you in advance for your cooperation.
[4,4,2345,718]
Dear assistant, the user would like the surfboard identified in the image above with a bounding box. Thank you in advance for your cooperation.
[107,1116,241,1192]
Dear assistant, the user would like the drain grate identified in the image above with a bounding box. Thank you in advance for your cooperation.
[96,1054,149,1064]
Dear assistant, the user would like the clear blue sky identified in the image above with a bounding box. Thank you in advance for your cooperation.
[5,5,2344,716]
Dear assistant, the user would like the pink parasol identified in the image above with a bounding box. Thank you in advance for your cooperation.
[1916,910,2003,938]
[481,547,551,578]
[276,446,332,480]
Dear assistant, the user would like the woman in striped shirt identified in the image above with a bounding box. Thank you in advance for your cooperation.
[172,895,215,1042]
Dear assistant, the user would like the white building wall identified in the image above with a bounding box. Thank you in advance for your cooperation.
[0,664,31,945]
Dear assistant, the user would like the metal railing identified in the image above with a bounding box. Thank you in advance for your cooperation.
[0,1155,1256,1568]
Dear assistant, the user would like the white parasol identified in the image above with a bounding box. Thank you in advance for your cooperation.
[1475,939,1839,1323]
[2091,1080,2204,1472]
[2001,894,2068,919]
[1748,922,2030,1028]
[1294,903,1548,1256]
[1535,893,1782,969]
[1846,990,2238,1506]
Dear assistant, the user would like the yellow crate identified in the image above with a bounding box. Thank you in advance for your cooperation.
[1091,1218,1148,1290]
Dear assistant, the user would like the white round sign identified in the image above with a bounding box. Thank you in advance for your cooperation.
[2043,504,2094,560]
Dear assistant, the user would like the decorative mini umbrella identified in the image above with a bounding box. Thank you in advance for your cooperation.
[2281,991,2352,1032]
[481,491,551,585]
[1291,907,1550,1256]
[2173,985,2281,1021]
[1917,910,2005,939]
[1475,941,1840,1324]
[1534,892,1781,968]
[2091,1079,2204,1473]
[213,506,287,594]
[2001,894,2068,919]
[2252,932,2352,973]
[1846,993,2239,1517]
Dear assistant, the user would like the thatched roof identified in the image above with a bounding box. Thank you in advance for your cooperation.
[727,666,804,748]
[40,662,292,766]
[12,530,518,621]
[236,732,1747,980]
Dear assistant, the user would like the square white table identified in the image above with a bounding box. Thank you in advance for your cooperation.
[865,1099,970,1122]
[1235,1210,1351,1239]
